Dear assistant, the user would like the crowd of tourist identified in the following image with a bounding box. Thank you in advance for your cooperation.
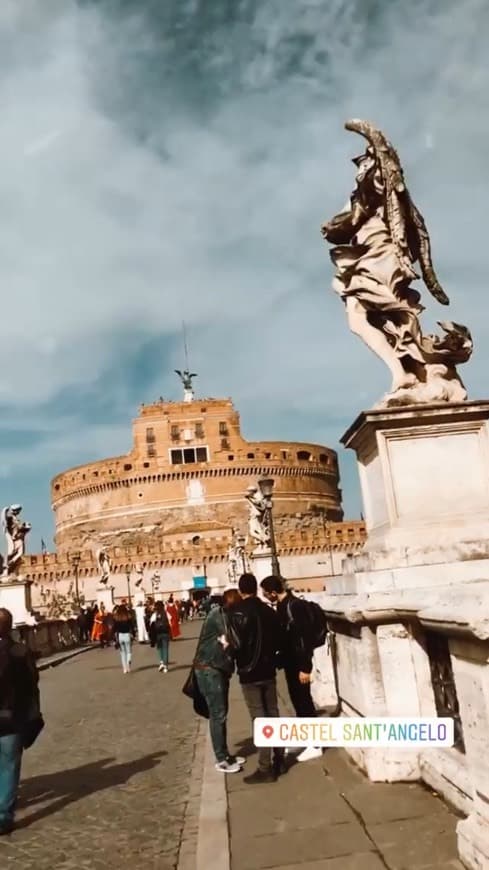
[0,573,327,835]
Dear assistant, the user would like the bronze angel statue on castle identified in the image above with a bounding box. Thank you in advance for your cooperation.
[321,119,472,407]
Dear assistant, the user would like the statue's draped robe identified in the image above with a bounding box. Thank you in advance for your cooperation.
[326,171,471,372]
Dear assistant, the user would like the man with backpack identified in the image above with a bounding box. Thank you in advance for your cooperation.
[261,575,328,762]
[0,607,42,834]
[149,601,171,672]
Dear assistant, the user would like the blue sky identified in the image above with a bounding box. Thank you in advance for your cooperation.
[0,0,487,549]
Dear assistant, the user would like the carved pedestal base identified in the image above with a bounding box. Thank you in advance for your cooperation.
[339,400,489,587]
[250,548,273,583]
[96,586,115,611]
[0,578,36,626]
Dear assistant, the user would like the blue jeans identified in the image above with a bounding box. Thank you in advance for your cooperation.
[0,734,23,826]
[195,669,230,763]
[157,635,169,665]
[118,634,132,670]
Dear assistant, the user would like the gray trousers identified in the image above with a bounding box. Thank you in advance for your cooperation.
[241,679,284,771]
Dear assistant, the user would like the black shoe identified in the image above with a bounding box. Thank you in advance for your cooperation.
[243,768,277,785]
[0,821,14,836]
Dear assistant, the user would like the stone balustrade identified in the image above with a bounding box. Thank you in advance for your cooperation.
[308,581,489,869]
[11,618,82,661]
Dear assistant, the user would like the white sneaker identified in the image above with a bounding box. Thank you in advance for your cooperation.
[158,663,165,672]
[297,747,323,762]
[163,666,168,673]
[215,760,240,774]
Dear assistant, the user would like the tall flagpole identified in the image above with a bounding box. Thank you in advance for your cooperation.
[182,320,190,371]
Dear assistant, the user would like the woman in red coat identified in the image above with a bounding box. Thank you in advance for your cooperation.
[165,596,181,640]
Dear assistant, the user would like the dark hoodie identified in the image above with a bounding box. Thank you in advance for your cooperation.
[0,636,39,737]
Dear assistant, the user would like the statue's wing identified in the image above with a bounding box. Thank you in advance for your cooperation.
[174,369,182,377]
[407,200,449,305]
[190,373,198,379]
[345,119,449,306]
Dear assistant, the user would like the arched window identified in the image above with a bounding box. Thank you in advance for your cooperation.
[297,450,311,461]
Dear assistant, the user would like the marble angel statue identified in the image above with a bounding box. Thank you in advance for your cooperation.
[321,119,472,407]
[1,504,31,577]
[245,485,270,548]
[96,547,111,585]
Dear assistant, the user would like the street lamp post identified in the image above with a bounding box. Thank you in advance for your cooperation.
[125,565,132,607]
[71,551,81,607]
[257,477,281,577]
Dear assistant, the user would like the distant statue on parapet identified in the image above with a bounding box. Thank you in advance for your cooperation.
[96,547,111,585]
[245,486,271,549]
[321,118,473,408]
[175,369,197,402]
[1,504,31,579]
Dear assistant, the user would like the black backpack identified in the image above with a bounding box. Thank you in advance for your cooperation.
[287,598,328,650]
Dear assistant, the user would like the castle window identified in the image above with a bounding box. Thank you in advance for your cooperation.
[265,452,271,459]
[195,422,204,439]
[123,463,132,471]
[219,422,228,436]
[171,446,209,465]
[228,455,234,461]
[247,452,255,459]
[281,450,288,459]
[143,462,150,468]
[297,450,311,461]
[319,453,329,464]
[170,425,180,442]
[146,427,156,443]
[54,484,60,491]
[221,438,230,450]
[147,444,156,458]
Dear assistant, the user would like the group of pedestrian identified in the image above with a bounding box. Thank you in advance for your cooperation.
[193,572,327,783]
[112,598,183,674]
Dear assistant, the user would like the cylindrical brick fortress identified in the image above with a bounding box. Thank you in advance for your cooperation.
[51,397,343,554]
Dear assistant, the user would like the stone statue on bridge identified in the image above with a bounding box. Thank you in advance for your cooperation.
[245,486,270,549]
[1,504,31,579]
[321,118,473,408]
[96,548,111,585]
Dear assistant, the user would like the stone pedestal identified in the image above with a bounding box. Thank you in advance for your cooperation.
[96,585,115,610]
[250,549,273,582]
[340,401,489,590]
[0,578,36,625]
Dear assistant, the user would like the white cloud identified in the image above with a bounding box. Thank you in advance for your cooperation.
[0,0,488,525]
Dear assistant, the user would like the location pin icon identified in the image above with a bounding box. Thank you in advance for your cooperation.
[262,725,274,739]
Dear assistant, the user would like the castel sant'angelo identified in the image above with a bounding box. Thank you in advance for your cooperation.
[24,374,365,605]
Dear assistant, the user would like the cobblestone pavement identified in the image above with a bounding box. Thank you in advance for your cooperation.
[0,622,202,870]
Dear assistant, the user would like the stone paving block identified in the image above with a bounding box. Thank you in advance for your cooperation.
[231,822,374,870]
[272,853,387,870]
[322,746,368,787]
[229,778,354,837]
[343,781,451,825]
[367,813,460,869]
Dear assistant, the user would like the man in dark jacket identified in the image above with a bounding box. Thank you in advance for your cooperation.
[228,573,285,783]
[0,608,41,834]
[261,576,322,762]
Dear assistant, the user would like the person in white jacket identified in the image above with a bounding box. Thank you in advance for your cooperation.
[134,600,149,643]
